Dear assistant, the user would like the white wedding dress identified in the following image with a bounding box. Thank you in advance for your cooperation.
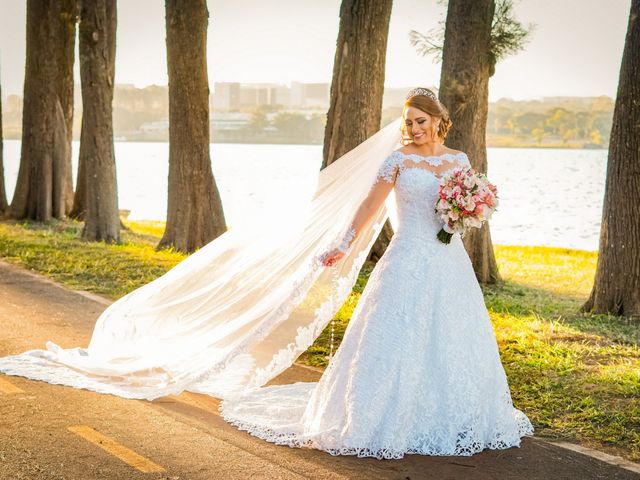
[219,150,534,459]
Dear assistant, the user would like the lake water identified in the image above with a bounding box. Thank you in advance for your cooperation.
[2,140,606,251]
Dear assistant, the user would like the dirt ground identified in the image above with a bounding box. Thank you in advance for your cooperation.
[0,260,638,480]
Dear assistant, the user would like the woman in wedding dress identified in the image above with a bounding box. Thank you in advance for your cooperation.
[218,87,534,459]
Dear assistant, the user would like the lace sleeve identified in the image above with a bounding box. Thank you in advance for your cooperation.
[333,151,401,254]
[375,150,403,184]
[458,152,471,168]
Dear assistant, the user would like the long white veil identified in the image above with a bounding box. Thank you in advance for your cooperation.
[0,118,403,401]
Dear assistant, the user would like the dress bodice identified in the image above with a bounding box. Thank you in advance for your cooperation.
[379,151,471,241]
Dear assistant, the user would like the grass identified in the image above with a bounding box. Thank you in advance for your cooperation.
[0,219,185,299]
[0,219,638,461]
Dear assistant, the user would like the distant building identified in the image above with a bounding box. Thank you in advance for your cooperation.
[290,82,330,108]
[213,82,287,110]
[213,81,331,110]
[212,82,241,111]
[274,85,291,107]
[238,84,278,108]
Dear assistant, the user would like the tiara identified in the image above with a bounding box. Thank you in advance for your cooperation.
[406,87,438,102]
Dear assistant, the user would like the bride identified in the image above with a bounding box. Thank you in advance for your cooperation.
[0,87,532,460]
[218,87,533,458]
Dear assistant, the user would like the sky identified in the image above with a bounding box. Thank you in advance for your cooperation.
[0,0,632,102]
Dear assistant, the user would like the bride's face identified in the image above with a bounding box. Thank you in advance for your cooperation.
[404,106,440,145]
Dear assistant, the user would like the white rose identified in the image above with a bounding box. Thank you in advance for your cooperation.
[463,176,475,189]
[464,199,476,211]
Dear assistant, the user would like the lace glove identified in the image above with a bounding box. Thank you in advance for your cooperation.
[319,226,357,267]
[336,225,356,253]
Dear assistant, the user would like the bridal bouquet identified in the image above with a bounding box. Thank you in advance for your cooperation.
[434,166,498,244]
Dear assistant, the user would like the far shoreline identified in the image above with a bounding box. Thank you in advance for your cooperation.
[2,136,610,150]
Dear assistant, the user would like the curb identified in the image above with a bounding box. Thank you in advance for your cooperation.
[544,440,640,475]
[1,260,112,307]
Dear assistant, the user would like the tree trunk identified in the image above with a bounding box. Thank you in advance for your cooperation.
[0,80,7,214]
[322,0,393,168]
[321,0,393,261]
[78,0,119,243]
[582,0,640,317]
[7,0,76,221]
[438,0,501,284]
[159,0,226,253]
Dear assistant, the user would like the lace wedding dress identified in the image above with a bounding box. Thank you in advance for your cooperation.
[219,150,534,459]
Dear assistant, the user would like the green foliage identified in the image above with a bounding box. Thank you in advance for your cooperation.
[270,111,325,142]
[531,127,545,144]
[488,0,534,72]
[409,0,534,74]
[0,221,637,459]
[487,97,613,148]
[408,28,443,64]
[249,107,269,130]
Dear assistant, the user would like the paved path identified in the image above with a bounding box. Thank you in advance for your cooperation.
[0,260,638,480]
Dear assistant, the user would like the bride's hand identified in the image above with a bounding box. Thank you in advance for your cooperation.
[320,248,345,267]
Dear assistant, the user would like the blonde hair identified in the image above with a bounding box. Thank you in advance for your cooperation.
[401,88,452,145]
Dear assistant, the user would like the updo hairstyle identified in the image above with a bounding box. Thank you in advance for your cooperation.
[401,87,452,144]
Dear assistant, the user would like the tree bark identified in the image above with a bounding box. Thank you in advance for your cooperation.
[0,80,7,214]
[322,0,393,168]
[438,0,501,284]
[7,0,76,221]
[582,0,640,317]
[321,0,393,261]
[78,0,120,243]
[159,0,226,253]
